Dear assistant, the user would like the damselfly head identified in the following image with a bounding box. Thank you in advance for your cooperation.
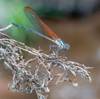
[55,39,70,50]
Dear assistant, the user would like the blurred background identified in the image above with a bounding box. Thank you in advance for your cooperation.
[0,0,100,99]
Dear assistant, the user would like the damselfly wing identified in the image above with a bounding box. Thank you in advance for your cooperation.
[25,6,59,40]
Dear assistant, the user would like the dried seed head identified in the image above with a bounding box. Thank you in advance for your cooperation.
[0,32,92,99]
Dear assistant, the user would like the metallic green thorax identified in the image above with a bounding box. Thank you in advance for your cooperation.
[0,0,41,45]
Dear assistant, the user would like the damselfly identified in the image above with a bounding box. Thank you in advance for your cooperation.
[13,6,70,50]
